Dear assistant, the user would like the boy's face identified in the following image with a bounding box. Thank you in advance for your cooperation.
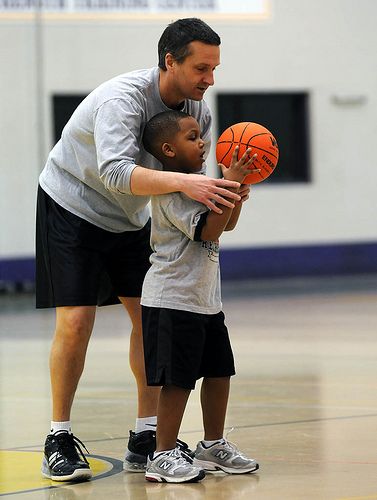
[169,116,206,173]
[169,41,220,102]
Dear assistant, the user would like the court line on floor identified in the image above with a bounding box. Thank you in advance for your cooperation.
[5,411,377,451]
[0,453,124,497]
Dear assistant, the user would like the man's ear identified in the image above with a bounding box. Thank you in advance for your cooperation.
[165,53,175,73]
[162,142,175,158]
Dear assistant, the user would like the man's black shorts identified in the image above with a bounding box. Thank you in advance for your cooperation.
[141,306,236,389]
[36,186,152,308]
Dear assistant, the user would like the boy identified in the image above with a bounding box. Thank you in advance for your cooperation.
[141,110,260,483]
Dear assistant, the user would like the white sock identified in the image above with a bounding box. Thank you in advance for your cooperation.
[50,421,72,434]
[202,438,224,448]
[135,416,157,434]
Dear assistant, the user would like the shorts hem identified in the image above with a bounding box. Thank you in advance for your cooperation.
[36,299,102,309]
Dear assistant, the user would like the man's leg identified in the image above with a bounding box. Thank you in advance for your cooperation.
[50,306,96,421]
[42,305,96,482]
[120,297,161,472]
[119,297,160,417]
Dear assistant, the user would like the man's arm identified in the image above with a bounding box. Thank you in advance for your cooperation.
[130,166,241,215]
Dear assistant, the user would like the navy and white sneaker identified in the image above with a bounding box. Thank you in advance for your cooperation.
[41,431,92,481]
[124,430,194,472]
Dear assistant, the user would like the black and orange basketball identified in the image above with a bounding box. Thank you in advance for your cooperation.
[216,122,279,184]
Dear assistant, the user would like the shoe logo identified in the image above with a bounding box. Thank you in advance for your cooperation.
[48,451,65,469]
[215,450,230,461]
[159,460,172,471]
[48,451,60,465]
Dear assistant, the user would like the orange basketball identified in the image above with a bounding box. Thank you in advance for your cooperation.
[216,122,279,184]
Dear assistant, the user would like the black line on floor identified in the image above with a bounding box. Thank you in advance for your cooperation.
[5,412,377,452]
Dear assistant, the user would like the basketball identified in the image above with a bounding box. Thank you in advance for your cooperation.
[216,122,279,184]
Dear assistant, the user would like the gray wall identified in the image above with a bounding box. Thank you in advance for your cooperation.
[1,0,376,260]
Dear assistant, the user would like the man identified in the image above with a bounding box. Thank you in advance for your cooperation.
[37,17,241,481]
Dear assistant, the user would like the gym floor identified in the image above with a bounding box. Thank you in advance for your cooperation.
[1,274,377,499]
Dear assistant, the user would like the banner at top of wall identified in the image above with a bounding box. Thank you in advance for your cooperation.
[0,0,270,18]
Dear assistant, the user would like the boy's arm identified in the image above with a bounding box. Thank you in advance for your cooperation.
[200,149,257,241]
[199,186,239,241]
[224,184,250,231]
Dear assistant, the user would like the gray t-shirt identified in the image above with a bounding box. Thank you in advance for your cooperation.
[141,192,222,314]
[39,67,212,232]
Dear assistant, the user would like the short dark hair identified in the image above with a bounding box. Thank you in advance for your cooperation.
[143,110,190,161]
[158,17,221,70]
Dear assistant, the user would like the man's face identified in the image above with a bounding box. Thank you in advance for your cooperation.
[169,41,220,102]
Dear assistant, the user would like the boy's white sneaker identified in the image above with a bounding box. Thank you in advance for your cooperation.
[145,448,205,483]
[193,439,259,474]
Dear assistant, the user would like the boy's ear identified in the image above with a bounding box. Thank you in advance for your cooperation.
[162,142,176,158]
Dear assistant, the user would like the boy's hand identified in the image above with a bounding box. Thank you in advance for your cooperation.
[220,146,259,184]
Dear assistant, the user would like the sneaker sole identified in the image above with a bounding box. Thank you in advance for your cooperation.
[42,458,93,482]
[124,459,147,473]
[193,458,259,475]
[42,468,93,482]
[145,469,205,483]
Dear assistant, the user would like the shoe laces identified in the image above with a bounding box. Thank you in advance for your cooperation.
[55,432,90,465]
[176,437,189,450]
[176,439,193,462]
[165,448,191,467]
[222,428,249,459]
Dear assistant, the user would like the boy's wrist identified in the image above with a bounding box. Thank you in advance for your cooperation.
[222,171,244,184]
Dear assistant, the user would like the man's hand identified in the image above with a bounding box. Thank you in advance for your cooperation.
[182,174,242,214]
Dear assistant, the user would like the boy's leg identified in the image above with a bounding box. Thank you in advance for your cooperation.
[194,376,258,474]
[145,384,205,483]
[156,385,191,452]
[201,377,230,440]
[123,304,194,471]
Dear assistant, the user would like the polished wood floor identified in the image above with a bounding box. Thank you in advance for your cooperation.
[1,275,377,499]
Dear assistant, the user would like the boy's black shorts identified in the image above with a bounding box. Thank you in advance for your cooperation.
[141,306,236,390]
[36,186,152,308]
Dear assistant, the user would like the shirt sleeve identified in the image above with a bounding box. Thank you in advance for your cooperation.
[198,100,212,170]
[94,98,144,195]
[163,194,209,241]
[193,211,209,241]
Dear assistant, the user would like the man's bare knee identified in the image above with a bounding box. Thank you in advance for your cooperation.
[55,306,96,342]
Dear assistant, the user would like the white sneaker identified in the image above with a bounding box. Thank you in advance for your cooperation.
[145,448,205,483]
[193,439,259,474]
